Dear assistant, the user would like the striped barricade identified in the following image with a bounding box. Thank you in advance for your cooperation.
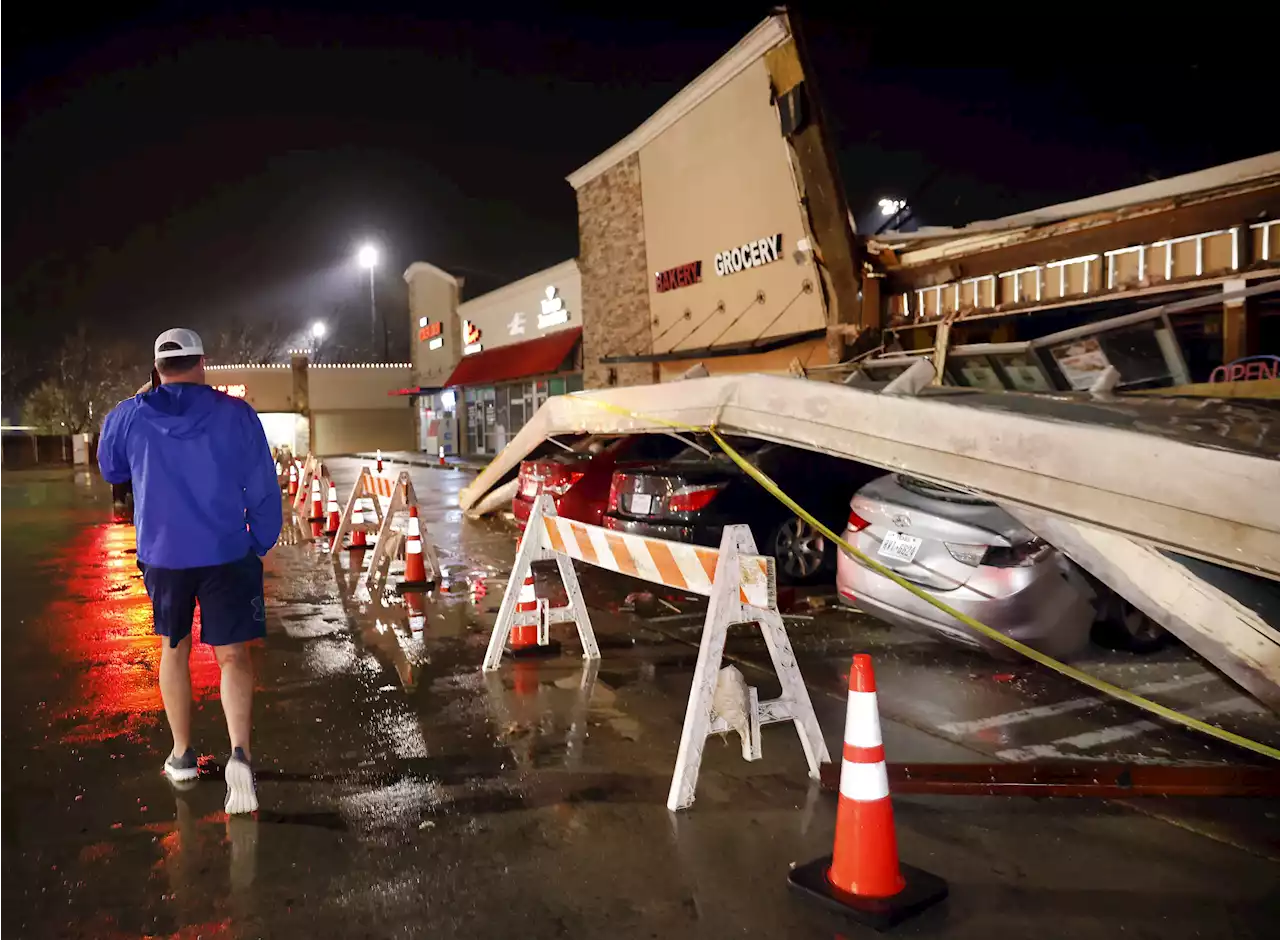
[368,471,396,514]
[291,454,320,515]
[482,493,829,811]
[351,470,440,600]
[539,514,775,611]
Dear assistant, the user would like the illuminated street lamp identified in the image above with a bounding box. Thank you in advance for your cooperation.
[878,197,907,218]
[356,243,382,359]
[310,320,327,339]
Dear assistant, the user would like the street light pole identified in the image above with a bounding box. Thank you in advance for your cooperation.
[367,267,379,359]
[357,243,380,360]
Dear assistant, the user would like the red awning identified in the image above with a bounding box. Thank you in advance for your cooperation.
[444,327,582,387]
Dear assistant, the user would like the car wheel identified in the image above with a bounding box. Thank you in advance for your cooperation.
[767,516,829,585]
[1091,594,1170,653]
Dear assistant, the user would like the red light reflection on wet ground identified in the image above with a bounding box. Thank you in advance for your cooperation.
[45,523,221,744]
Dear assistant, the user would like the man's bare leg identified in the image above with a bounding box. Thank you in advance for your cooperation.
[215,641,258,813]
[214,642,253,758]
[159,635,193,755]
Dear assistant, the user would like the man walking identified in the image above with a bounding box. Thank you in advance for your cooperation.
[99,328,283,814]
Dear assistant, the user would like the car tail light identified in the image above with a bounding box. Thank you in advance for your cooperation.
[944,542,987,566]
[666,484,723,513]
[981,537,1052,568]
[607,475,624,512]
[543,467,585,497]
[846,509,871,532]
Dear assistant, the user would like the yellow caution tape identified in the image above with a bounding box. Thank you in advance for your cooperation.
[577,397,1280,763]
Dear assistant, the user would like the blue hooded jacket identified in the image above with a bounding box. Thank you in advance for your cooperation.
[98,383,283,569]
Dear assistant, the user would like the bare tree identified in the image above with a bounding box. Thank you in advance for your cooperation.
[20,324,139,433]
[203,314,290,364]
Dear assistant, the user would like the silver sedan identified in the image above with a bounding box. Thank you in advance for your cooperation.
[836,474,1107,660]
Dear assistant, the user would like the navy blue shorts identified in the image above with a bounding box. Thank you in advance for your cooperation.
[140,552,266,648]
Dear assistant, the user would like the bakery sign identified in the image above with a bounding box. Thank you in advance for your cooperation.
[654,260,702,293]
[714,233,784,277]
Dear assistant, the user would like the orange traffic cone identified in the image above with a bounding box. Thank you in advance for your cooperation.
[287,463,299,497]
[395,505,432,593]
[509,538,560,659]
[308,475,324,521]
[510,573,539,653]
[346,495,368,550]
[324,480,341,536]
[788,654,947,929]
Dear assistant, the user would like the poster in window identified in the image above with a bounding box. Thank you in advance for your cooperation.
[1050,338,1111,390]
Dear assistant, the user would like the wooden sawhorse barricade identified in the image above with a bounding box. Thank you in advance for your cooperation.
[328,467,441,598]
[482,495,830,811]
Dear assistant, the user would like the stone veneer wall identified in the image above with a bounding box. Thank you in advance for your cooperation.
[576,153,658,389]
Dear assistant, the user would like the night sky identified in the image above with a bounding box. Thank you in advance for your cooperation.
[6,3,1277,381]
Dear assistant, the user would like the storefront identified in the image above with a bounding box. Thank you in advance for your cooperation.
[566,15,835,388]
[204,356,415,456]
[402,259,584,456]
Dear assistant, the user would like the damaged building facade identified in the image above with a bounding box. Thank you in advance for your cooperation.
[865,155,1280,392]
[567,15,865,387]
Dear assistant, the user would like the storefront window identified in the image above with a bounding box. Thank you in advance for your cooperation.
[993,353,1054,392]
[458,374,582,456]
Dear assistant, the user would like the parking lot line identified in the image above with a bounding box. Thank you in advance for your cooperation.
[996,695,1266,761]
[938,673,1215,737]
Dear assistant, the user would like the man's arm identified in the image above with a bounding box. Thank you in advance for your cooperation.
[240,406,284,555]
[97,406,132,485]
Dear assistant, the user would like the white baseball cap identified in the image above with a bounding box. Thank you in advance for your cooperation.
[154,328,205,360]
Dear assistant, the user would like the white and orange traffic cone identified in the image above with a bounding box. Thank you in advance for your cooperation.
[308,475,324,521]
[287,463,298,497]
[345,495,368,550]
[510,573,539,653]
[324,479,341,536]
[788,654,947,929]
[395,505,433,592]
[509,534,560,658]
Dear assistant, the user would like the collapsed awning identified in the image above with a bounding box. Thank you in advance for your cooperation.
[459,373,1280,581]
[458,372,1280,707]
[444,328,582,387]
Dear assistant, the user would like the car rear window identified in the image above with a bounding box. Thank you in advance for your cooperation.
[895,474,993,506]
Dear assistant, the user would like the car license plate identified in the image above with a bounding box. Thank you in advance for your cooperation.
[878,531,922,563]
[629,493,653,515]
[521,480,538,498]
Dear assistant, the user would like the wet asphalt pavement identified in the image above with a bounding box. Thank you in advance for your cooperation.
[3,461,1279,939]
